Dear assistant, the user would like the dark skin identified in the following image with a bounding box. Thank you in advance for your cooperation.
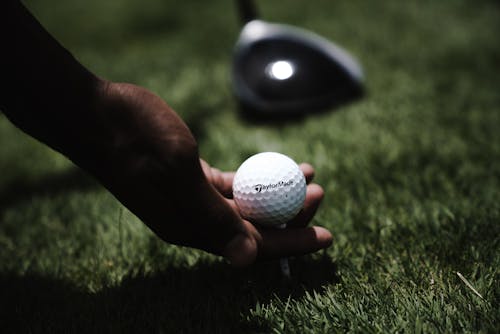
[0,1,333,266]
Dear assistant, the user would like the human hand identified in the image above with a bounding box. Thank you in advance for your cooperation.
[62,81,333,266]
[200,159,333,266]
[0,0,332,266]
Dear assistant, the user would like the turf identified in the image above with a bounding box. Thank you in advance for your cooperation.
[1,0,499,332]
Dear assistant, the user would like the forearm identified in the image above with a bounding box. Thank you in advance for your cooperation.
[0,0,102,154]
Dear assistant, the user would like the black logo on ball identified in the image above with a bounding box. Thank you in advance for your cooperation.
[253,180,294,193]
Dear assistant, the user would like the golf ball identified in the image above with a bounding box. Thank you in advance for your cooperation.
[232,152,307,226]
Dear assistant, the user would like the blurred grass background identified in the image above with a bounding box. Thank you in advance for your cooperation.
[1,0,499,332]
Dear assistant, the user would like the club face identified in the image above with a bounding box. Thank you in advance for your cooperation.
[232,20,364,116]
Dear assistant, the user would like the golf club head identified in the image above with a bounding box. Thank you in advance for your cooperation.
[232,20,364,117]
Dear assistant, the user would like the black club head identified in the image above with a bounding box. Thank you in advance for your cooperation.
[232,15,364,117]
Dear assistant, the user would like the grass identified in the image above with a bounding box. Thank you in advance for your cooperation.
[1,0,499,332]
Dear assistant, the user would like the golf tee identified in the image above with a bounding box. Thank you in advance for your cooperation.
[278,223,291,278]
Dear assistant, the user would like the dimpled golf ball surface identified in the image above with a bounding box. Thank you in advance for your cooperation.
[233,152,307,226]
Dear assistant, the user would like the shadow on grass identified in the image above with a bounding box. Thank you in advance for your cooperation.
[0,254,337,333]
[0,168,98,215]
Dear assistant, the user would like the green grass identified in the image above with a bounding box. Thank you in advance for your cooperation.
[1,0,499,332]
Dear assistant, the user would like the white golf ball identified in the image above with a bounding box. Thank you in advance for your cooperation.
[232,152,307,226]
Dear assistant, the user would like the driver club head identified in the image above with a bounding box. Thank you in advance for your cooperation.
[232,2,365,117]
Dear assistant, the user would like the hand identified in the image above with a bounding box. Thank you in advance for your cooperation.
[1,0,332,266]
[201,159,333,266]
[64,81,333,266]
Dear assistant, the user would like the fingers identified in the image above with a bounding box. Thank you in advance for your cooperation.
[223,222,333,265]
[210,169,235,198]
[200,159,235,198]
[256,226,333,260]
[287,183,324,228]
[225,182,325,228]
[299,163,315,183]
[202,159,331,266]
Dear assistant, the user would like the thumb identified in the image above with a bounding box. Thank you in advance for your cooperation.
[192,179,258,266]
